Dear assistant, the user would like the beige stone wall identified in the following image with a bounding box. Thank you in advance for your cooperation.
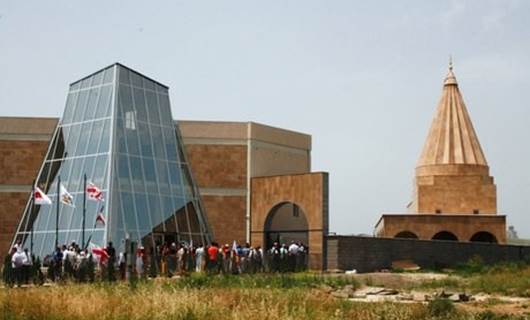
[415,174,497,214]
[250,173,328,270]
[185,144,247,189]
[376,214,506,243]
[250,142,310,178]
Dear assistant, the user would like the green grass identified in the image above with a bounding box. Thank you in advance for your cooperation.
[164,272,360,290]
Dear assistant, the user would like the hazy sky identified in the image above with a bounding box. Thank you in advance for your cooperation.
[1,1,529,237]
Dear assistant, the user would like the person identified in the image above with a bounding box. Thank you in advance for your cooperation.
[3,248,15,286]
[136,246,145,278]
[106,242,116,281]
[177,244,186,274]
[11,247,26,286]
[221,244,230,274]
[269,242,281,273]
[52,246,63,280]
[167,242,178,276]
[206,242,219,274]
[22,248,33,284]
[241,243,250,273]
[118,251,126,280]
[288,241,300,272]
[280,244,288,272]
[195,244,205,272]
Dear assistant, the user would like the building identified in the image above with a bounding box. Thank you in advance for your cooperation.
[0,63,329,269]
[375,63,506,243]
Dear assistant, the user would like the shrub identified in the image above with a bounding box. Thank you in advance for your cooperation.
[427,297,455,317]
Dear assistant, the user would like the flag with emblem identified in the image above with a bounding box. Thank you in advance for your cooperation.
[60,184,75,207]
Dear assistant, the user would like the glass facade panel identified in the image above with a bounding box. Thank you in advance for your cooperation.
[14,64,211,259]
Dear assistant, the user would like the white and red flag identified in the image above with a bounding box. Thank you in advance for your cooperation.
[89,242,109,263]
[60,184,75,207]
[95,205,106,226]
[34,187,52,205]
[86,182,104,202]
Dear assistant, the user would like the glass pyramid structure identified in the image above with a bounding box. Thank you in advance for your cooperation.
[13,63,212,257]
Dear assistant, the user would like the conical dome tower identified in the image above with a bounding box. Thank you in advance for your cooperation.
[410,62,497,214]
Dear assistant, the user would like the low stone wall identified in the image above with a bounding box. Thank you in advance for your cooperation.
[326,235,530,273]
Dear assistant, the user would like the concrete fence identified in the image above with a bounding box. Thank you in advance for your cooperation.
[326,235,530,273]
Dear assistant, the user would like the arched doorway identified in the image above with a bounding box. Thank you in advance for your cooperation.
[394,231,419,239]
[470,231,497,243]
[264,202,308,249]
[432,231,458,241]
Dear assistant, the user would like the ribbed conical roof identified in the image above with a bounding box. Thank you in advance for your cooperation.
[417,64,488,167]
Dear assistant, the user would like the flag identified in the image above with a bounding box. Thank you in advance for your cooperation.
[231,240,238,258]
[34,187,52,205]
[95,205,105,226]
[86,182,104,202]
[60,184,75,207]
[88,242,109,263]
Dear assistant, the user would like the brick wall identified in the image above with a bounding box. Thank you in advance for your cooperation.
[327,235,530,273]
[0,140,49,260]
[202,195,246,245]
[0,140,49,185]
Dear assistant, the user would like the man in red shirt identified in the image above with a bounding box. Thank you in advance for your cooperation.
[207,242,219,274]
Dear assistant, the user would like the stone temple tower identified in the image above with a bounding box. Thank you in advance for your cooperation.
[375,62,506,243]
[410,62,497,215]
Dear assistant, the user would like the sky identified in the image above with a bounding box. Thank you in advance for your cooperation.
[1,1,529,237]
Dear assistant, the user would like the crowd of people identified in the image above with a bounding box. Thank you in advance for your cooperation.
[2,239,309,285]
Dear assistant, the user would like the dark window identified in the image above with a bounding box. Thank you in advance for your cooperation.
[473,209,479,214]
[435,209,442,214]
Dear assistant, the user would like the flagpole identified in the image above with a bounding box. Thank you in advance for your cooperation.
[55,176,60,249]
[82,174,86,250]
[30,179,35,254]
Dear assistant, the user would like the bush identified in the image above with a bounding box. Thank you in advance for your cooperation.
[428,297,455,317]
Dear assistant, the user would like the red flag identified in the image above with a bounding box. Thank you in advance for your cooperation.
[86,183,104,202]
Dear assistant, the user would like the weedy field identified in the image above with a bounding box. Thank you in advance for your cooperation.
[0,264,529,320]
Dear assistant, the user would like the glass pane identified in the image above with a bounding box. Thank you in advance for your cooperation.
[72,90,88,123]
[92,70,104,87]
[138,122,153,157]
[75,122,92,156]
[118,85,133,118]
[86,120,103,155]
[103,67,114,84]
[158,94,173,127]
[133,87,147,122]
[151,124,165,159]
[119,67,130,85]
[95,85,112,119]
[98,120,111,153]
[84,87,99,121]
[146,90,160,124]
[62,92,78,124]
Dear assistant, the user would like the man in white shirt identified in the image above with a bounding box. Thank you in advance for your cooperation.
[11,248,27,286]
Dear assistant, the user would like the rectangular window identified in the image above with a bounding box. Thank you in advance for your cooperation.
[125,111,137,130]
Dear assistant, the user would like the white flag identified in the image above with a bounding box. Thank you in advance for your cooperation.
[34,187,52,205]
[60,184,75,207]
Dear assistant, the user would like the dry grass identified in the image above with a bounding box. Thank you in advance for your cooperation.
[0,280,464,320]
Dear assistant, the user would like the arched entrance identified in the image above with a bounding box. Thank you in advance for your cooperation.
[470,231,497,243]
[264,202,308,249]
[432,231,458,241]
[394,231,419,239]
